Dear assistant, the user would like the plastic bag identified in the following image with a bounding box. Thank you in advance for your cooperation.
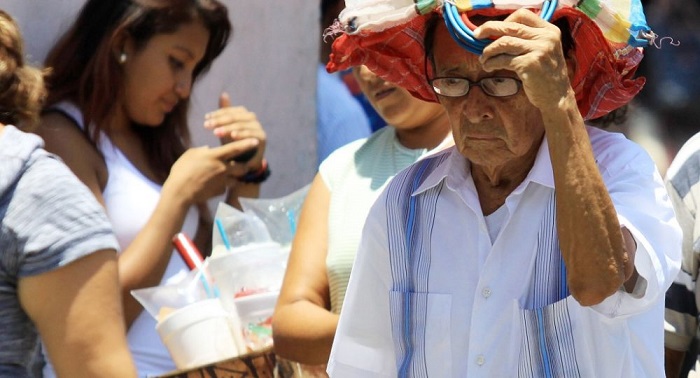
[238,184,310,247]
[131,264,216,321]
[211,202,273,256]
[208,243,288,302]
[203,185,310,352]
[207,243,289,353]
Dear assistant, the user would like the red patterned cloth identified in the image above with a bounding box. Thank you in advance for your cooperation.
[327,7,645,120]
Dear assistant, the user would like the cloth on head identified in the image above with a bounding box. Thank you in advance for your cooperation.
[326,0,652,120]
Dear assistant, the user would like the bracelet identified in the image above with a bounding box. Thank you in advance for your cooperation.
[239,158,270,184]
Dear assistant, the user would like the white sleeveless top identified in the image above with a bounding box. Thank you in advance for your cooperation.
[45,102,199,377]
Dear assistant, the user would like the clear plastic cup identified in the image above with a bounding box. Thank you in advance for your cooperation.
[234,291,279,352]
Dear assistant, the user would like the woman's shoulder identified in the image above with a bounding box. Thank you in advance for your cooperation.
[37,111,96,156]
[36,108,107,190]
[318,128,396,190]
[320,128,392,169]
[320,137,367,170]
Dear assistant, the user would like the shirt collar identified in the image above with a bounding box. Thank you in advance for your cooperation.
[413,138,555,197]
[523,138,554,189]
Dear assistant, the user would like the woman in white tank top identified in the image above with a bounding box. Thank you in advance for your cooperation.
[35,1,271,376]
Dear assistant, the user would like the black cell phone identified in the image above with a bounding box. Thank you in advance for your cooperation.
[231,147,257,163]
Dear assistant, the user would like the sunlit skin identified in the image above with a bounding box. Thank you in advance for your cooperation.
[428,10,636,305]
[432,23,545,190]
[353,65,450,149]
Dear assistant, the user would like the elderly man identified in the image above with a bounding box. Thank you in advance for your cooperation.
[323,1,681,376]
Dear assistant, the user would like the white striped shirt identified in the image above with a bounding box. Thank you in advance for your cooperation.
[328,126,680,377]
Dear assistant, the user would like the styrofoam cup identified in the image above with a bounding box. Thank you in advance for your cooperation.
[234,291,278,352]
[156,298,240,369]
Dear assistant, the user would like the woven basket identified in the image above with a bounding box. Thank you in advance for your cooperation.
[152,347,276,378]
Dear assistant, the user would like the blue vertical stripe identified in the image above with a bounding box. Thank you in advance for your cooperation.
[560,260,568,299]
[398,160,432,377]
[386,154,448,377]
[518,192,580,377]
[536,309,553,378]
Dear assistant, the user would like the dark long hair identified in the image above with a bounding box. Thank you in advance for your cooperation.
[44,0,231,182]
[0,10,46,129]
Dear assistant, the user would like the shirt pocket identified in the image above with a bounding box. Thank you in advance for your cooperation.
[516,296,584,378]
[389,291,452,377]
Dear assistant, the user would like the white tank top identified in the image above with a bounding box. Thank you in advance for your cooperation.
[46,102,199,377]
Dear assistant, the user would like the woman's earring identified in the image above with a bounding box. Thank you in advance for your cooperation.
[119,52,127,64]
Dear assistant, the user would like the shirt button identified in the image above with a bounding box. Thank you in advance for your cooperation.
[482,287,492,298]
[476,355,485,366]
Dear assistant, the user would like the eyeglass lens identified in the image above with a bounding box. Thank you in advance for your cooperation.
[431,77,519,97]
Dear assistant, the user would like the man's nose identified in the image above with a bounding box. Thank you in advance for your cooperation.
[460,87,495,122]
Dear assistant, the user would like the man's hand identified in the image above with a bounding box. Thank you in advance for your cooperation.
[474,9,573,113]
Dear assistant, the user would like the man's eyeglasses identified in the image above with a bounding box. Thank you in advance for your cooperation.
[429,76,522,98]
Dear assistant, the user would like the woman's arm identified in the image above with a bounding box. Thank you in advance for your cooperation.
[19,251,137,377]
[225,180,262,210]
[273,174,339,364]
[37,113,259,326]
[36,113,183,326]
[114,142,259,326]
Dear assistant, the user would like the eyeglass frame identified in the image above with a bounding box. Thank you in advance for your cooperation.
[422,35,523,99]
[428,76,523,98]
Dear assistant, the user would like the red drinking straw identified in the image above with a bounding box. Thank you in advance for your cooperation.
[172,232,204,271]
[172,232,218,298]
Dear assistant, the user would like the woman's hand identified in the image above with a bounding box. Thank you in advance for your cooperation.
[204,92,267,174]
[161,139,259,206]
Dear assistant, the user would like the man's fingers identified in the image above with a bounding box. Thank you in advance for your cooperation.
[475,21,543,41]
[480,36,529,60]
[479,52,518,73]
[474,9,550,39]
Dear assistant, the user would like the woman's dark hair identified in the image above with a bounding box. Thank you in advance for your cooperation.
[44,0,231,182]
[0,10,46,129]
[423,12,625,128]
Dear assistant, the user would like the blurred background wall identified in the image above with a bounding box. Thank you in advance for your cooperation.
[4,0,318,200]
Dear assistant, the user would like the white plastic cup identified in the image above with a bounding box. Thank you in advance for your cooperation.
[156,298,240,369]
